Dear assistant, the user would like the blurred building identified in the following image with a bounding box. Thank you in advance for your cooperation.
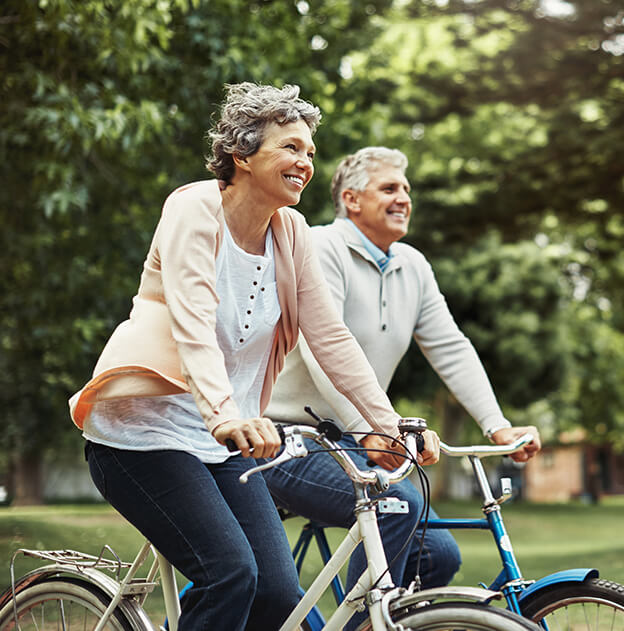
[523,441,624,503]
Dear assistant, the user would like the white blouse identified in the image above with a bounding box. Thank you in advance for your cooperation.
[83,224,280,463]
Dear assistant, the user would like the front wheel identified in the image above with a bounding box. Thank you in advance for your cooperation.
[0,577,135,630]
[520,577,624,629]
[357,602,541,630]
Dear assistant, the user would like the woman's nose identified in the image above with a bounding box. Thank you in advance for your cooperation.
[296,155,313,171]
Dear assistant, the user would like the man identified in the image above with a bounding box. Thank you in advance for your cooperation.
[263,147,540,628]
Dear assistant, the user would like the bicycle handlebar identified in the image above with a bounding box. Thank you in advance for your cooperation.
[233,417,533,486]
[237,419,426,489]
[440,433,534,458]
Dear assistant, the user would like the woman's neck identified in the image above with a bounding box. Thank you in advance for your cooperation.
[221,181,274,256]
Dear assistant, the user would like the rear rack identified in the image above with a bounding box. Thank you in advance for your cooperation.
[11,545,132,582]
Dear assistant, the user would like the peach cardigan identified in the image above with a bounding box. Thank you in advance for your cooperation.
[69,180,400,436]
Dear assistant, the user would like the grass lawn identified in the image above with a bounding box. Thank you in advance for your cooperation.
[2,497,624,623]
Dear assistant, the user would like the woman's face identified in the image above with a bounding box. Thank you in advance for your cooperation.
[241,119,315,209]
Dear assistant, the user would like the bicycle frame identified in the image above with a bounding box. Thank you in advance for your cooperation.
[282,488,395,631]
[292,521,346,605]
[294,445,599,625]
[254,423,422,631]
[424,454,598,616]
[285,495,505,631]
[426,454,527,614]
[259,423,507,631]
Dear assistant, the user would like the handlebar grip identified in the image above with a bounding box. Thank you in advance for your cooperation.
[276,423,285,443]
[416,432,425,453]
[225,424,286,452]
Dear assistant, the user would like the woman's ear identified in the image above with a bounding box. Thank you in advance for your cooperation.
[342,190,360,215]
[232,153,251,173]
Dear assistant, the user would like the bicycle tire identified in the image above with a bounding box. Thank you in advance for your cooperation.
[0,577,135,631]
[355,602,541,631]
[520,577,624,630]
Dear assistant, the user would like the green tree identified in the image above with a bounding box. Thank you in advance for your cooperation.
[3,0,622,503]
[1,0,195,503]
[339,0,624,450]
[0,0,393,503]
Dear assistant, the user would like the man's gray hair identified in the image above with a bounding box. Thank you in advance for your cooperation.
[331,147,408,217]
[206,82,321,182]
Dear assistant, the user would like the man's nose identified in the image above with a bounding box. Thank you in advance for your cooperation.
[397,190,411,205]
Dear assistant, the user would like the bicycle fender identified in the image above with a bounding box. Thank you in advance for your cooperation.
[518,568,599,603]
[391,585,503,610]
[0,563,154,630]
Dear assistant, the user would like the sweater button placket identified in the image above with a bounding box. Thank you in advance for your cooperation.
[380,278,388,332]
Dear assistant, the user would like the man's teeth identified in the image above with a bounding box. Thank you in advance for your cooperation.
[285,175,303,185]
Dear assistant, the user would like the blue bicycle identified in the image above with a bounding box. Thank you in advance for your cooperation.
[290,435,624,630]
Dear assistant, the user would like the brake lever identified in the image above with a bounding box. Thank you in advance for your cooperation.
[238,428,308,484]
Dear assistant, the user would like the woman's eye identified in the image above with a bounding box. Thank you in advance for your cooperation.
[307,153,315,160]
[285,143,296,150]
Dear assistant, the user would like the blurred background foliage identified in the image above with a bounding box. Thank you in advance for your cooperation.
[1,0,623,501]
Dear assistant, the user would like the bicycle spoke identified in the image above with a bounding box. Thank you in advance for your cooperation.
[547,609,563,631]
[29,606,39,630]
[1,581,137,631]
[536,600,624,631]
[59,598,67,631]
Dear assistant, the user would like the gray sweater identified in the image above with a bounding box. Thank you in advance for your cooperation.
[266,219,511,437]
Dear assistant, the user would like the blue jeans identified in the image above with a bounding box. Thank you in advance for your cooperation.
[86,442,300,631]
[262,435,461,631]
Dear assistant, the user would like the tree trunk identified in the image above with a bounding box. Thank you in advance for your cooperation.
[431,389,466,500]
[10,449,44,505]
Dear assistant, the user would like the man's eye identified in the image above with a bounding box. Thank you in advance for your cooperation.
[307,152,315,160]
[285,143,296,150]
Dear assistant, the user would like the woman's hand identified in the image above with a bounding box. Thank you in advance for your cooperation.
[213,418,282,459]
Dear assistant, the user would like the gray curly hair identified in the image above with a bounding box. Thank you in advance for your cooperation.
[331,147,408,217]
[206,82,321,182]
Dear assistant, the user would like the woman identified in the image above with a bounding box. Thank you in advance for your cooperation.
[69,82,439,631]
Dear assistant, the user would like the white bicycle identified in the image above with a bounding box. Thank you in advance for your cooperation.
[1,418,541,631]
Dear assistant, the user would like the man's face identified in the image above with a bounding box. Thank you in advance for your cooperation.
[344,165,412,252]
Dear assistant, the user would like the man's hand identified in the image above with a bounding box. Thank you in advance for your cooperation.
[491,426,541,462]
[361,429,440,471]
[213,417,281,459]
[360,434,405,471]
[418,429,440,466]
